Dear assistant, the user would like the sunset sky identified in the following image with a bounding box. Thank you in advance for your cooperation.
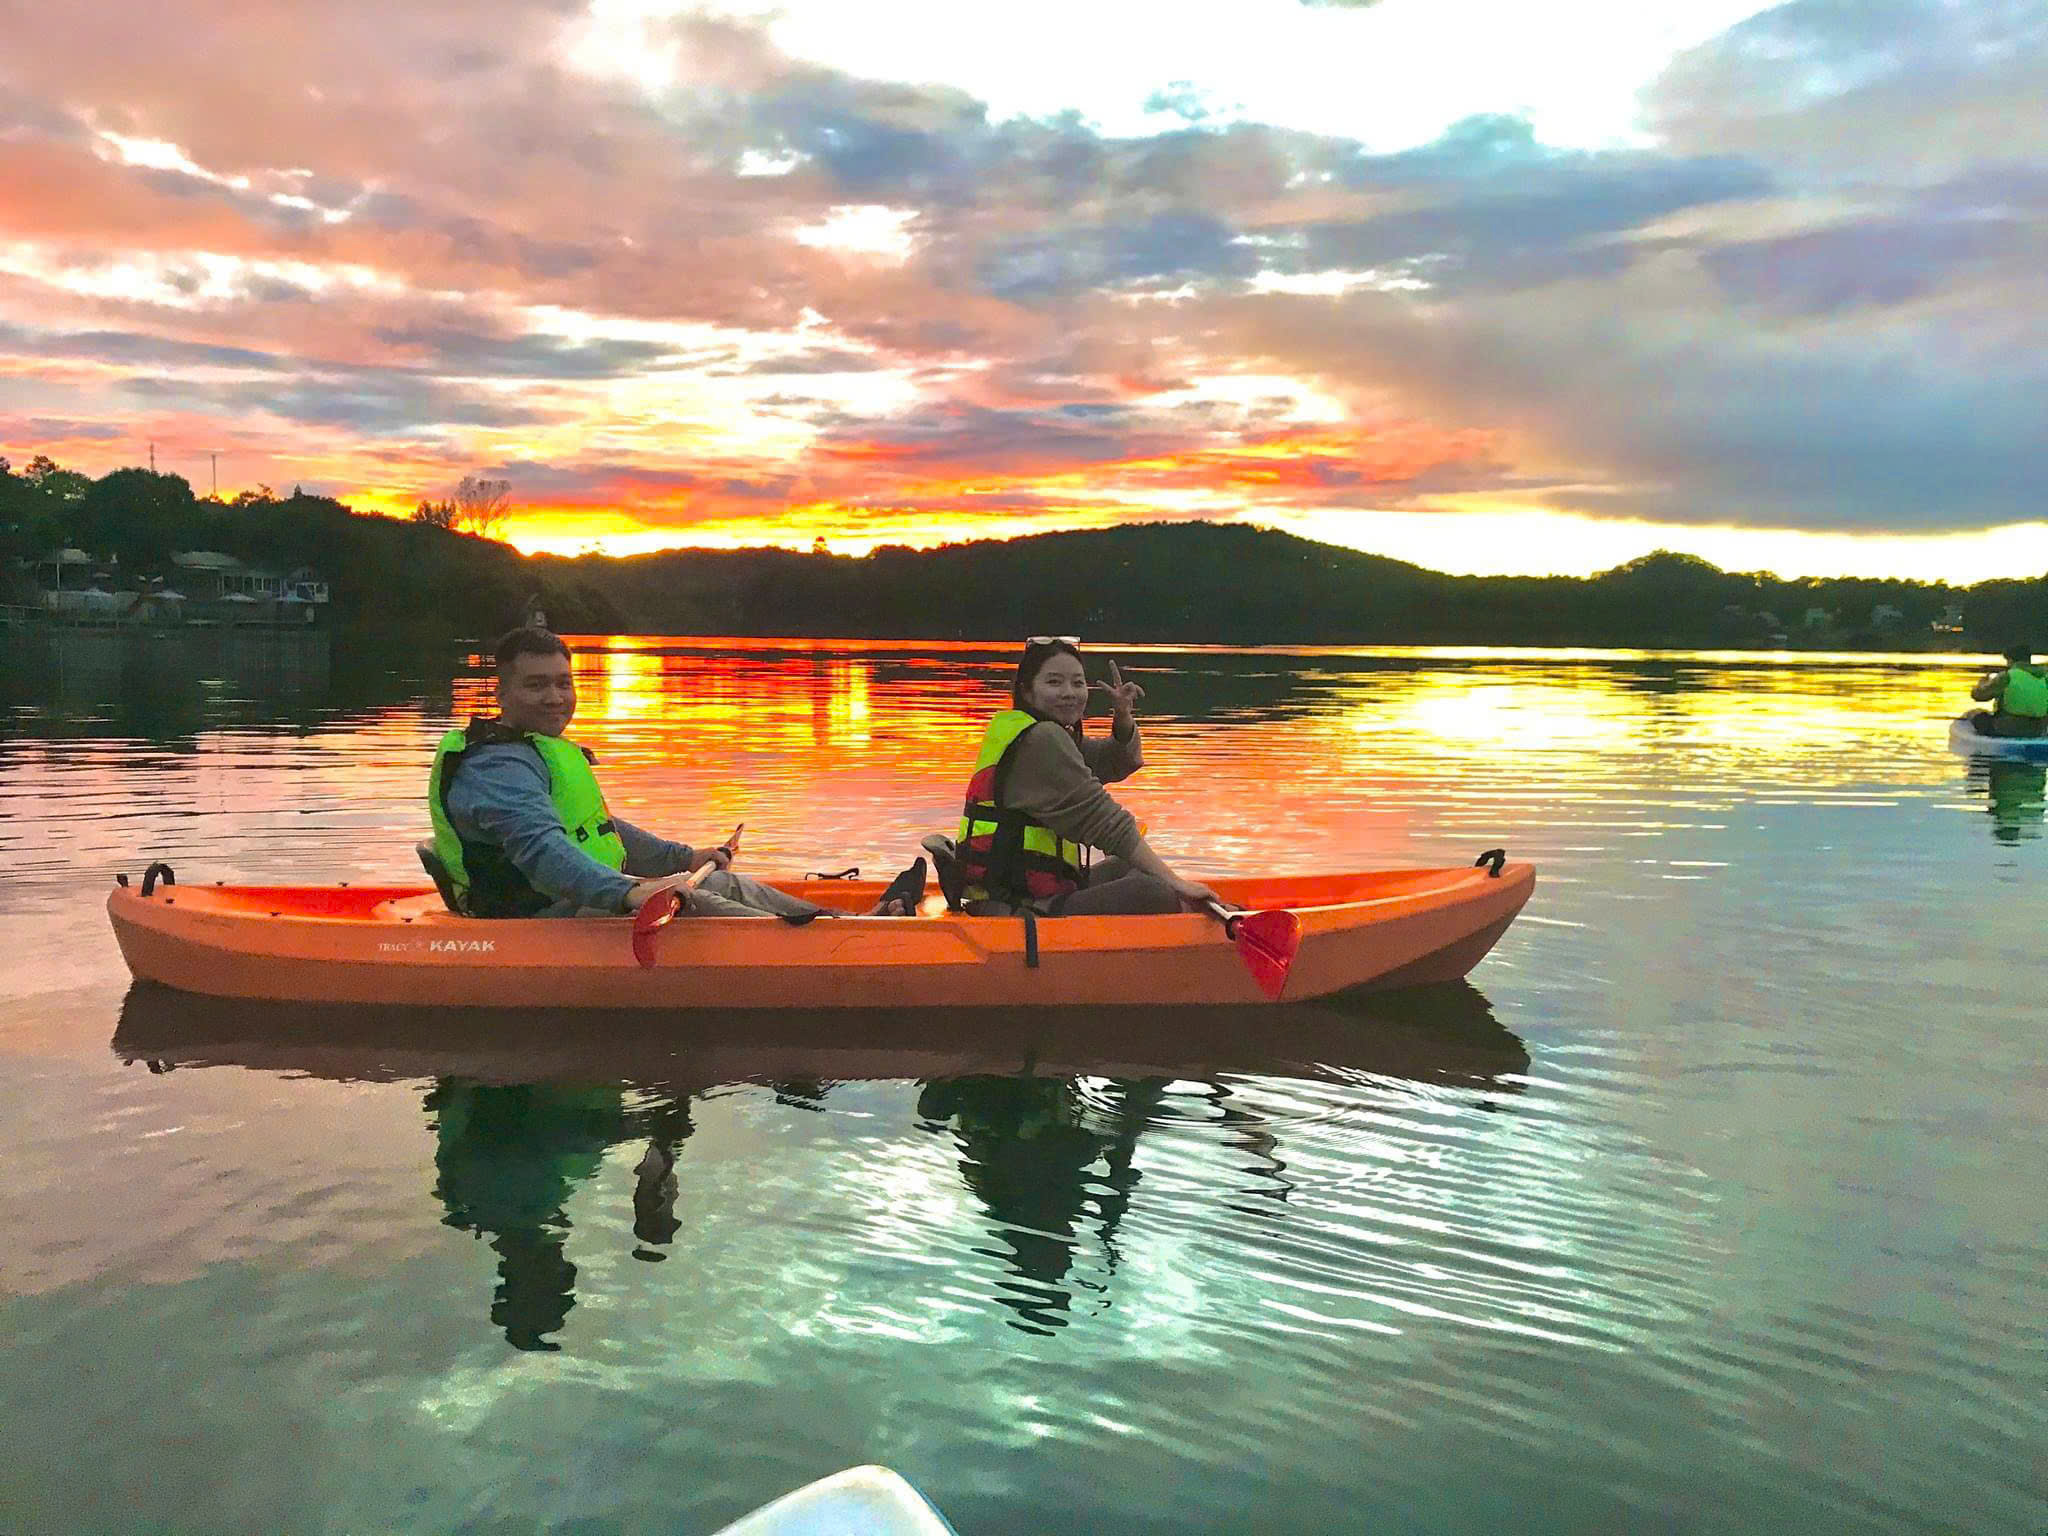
[2,0,2043,579]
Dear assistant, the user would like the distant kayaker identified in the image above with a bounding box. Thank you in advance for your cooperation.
[428,628,917,918]
[948,638,1219,916]
[1967,644,2048,739]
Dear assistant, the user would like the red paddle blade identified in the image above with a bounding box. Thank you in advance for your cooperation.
[631,889,682,969]
[1232,909,1302,1000]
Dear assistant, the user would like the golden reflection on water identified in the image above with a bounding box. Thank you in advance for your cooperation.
[380,638,1996,890]
[57,636,1982,891]
[0,636,2001,899]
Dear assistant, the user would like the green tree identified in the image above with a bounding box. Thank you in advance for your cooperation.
[23,454,91,506]
[78,468,199,570]
[0,459,30,577]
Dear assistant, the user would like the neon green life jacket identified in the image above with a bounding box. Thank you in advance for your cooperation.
[2001,665,2048,718]
[428,720,627,916]
[956,709,1085,909]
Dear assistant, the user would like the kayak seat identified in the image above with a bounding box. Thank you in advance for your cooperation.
[920,834,966,912]
[415,840,464,914]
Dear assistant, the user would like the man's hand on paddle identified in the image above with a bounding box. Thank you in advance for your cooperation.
[686,821,743,876]
[628,824,743,912]
[688,845,733,876]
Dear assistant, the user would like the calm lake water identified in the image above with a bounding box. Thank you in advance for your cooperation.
[1,630,2042,1534]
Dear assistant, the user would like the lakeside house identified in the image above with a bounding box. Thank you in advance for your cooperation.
[171,551,331,611]
[11,548,331,627]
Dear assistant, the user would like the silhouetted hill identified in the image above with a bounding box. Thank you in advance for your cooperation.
[6,456,2039,647]
[587,527,1983,648]
[592,523,1444,642]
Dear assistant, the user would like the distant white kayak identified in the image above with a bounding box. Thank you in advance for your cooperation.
[1948,716,2048,762]
[711,1466,958,1536]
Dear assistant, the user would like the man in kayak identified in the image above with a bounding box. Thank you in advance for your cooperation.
[1967,644,2048,738]
[428,628,920,918]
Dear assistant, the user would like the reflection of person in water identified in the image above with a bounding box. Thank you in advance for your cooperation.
[1981,761,2047,845]
[425,1080,695,1351]
[916,1075,1166,1334]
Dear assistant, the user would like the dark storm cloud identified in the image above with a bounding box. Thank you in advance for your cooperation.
[119,373,541,433]
[370,324,671,379]
[0,321,289,372]
[980,210,1255,300]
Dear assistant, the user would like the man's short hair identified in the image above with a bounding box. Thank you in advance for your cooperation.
[2005,643,2034,665]
[494,626,571,678]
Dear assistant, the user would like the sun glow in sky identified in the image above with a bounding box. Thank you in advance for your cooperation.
[4,0,2046,581]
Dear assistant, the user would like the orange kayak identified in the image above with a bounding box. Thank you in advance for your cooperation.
[107,860,1534,1009]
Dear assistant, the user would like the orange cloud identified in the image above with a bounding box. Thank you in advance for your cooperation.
[461,418,1506,558]
[5,0,2044,583]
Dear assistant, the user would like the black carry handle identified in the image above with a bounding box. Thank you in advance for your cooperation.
[1474,848,1506,878]
[142,862,177,896]
[805,867,860,881]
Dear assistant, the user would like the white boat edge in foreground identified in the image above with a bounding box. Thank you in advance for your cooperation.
[710,1465,958,1536]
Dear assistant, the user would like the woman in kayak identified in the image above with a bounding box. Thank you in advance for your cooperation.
[950,638,1219,916]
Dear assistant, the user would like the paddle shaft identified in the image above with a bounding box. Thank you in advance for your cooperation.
[632,824,744,967]
[681,822,745,892]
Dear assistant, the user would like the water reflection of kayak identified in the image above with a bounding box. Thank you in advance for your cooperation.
[107,862,1534,1009]
[111,979,1530,1091]
[1948,716,2048,762]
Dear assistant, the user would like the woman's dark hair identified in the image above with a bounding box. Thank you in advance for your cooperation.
[494,626,571,677]
[1011,638,1085,717]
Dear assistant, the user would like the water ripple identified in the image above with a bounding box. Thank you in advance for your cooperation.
[1,639,2043,1534]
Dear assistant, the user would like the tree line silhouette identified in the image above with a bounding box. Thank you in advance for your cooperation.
[5,455,2043,647]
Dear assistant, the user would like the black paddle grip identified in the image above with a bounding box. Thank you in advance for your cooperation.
[142,862,177,896]
[1474,848,1506,878]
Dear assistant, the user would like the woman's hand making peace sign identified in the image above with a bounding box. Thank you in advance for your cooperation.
[1091,659,1145,732]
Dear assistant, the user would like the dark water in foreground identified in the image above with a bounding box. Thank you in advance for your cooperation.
[1,630,2043,1534]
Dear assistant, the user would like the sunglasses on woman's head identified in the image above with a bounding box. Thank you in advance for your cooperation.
[1026,635,1080,647]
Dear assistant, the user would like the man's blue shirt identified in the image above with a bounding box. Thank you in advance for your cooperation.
[443,741,695,914]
